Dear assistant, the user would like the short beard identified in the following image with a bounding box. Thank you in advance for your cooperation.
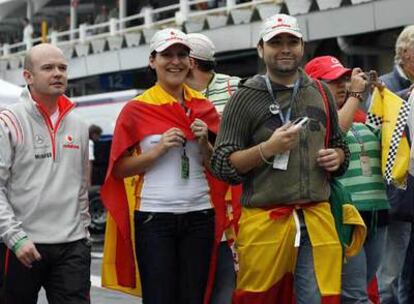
[275,60,301,75]
[266,62,301,85]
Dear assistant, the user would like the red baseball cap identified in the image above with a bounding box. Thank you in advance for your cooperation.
[304,56,351,81]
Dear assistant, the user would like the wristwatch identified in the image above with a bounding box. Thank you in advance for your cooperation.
[348,91,364,102]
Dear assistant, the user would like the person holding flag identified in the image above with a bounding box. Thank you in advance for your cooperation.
[100,28,220,304]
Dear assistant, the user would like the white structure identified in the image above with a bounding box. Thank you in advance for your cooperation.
[72,89,141,135]
[0,79,23,105]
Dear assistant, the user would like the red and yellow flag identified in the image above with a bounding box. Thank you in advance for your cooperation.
[233,202,343,304]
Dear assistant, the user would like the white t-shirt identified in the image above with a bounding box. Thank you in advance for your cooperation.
[50,109,59,126]
[89,139,95,161]
[137,135,211,213]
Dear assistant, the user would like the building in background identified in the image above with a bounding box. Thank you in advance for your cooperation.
[0,0,411,97]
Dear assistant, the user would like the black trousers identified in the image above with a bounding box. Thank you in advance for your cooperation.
[135,209,215,304]
[0,239,91,304]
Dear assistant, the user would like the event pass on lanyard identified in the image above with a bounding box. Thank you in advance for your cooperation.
[181,101,191,180]
[181,139,190,179]
[263,75,301,171]
[360,150,372,177]
[351,126,372,177]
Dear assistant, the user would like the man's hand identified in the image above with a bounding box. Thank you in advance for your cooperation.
[261,123,300,156]
[15,240,42,268]
[349,68,368,93]
[317,148,343,172]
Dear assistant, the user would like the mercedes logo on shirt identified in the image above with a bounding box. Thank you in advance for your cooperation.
[35,134,44,145]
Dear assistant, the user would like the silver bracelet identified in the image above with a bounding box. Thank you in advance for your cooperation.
[258,143,273,165]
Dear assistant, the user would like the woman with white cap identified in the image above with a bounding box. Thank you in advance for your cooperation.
[101,28,220,304]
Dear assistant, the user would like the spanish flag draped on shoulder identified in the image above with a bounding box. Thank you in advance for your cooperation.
[100,83,220,296]
[367,87,412,187]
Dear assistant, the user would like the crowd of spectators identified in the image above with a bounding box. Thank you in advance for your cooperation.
[0,0,246,50]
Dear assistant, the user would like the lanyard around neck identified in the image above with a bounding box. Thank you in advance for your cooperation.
[204,73,216,98]
[263,74,300,124]
[350,125,366,152]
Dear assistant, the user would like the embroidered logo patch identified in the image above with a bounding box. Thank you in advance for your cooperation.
[65,135,73,143]
[34,152,52,159]
[35,134,44,145]
[63,134,80,149]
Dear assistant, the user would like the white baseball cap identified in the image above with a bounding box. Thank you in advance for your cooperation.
[259,14,303,42]
[187,33,216,62]
[149,28,191,53]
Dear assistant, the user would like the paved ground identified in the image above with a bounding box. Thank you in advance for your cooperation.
[37,234,141,303]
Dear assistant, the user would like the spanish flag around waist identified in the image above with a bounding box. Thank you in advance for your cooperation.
[233,201,366,304]
[233,202,343,304]
[367,87,411,187]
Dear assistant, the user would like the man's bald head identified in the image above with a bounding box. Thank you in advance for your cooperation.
[22,43,68,102]
[24,43,65,72]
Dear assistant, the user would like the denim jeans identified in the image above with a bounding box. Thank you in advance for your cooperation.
[377,221,412,304]
[210,242,236,304]
[134,209,215,304]
[341,226,387,303]
[294,214,321,304]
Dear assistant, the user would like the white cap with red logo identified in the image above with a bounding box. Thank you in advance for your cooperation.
[260,14,303,42]
[149,28,191,53]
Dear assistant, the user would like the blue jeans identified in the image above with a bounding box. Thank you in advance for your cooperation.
[377,221,412,304]
[134,209,215,304]
[294,215,321,304]
[210,242,236,304]
[341,226,387,303]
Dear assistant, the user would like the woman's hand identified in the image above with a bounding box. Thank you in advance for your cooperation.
[191,119,213,166]
[156,127,185,154]
[113,128,185,179]
[190,118,209,146]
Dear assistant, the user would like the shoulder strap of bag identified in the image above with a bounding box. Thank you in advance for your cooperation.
[314,79,331,148]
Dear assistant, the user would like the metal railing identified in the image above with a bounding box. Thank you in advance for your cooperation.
[0,0,280,62]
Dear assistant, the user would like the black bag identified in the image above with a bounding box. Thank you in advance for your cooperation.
[387,174,414,222]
